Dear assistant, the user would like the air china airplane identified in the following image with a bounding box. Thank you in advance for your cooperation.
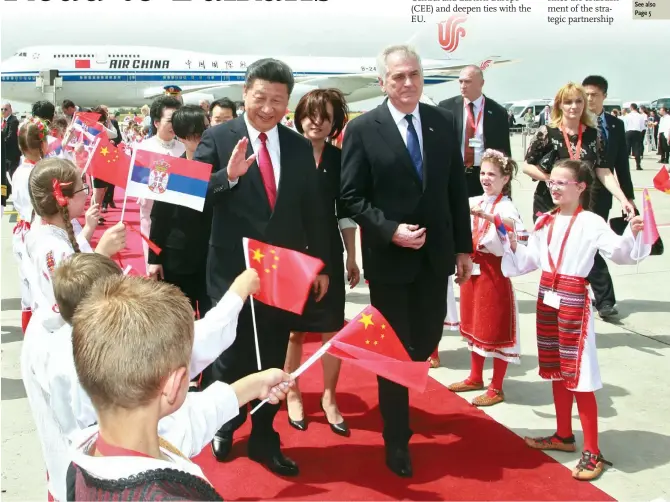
[0,19,514,108]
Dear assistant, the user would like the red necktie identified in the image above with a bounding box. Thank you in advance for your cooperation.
[257,132,277,209]
[464,102,475,167]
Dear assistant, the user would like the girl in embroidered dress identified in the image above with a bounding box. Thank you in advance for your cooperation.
[447,149,527,406]
[12,118,48,333]
[25,158,126,331]
[502,159,649,481]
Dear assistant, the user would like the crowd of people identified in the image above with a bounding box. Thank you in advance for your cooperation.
[0,44,656,500]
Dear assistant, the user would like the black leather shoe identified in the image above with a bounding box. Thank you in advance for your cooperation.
[598,304,618,319]
[288,415,307,431]
[385,445,413,477]
[248,448,299,477]
[321,400,350,437]
[211,433,233,462]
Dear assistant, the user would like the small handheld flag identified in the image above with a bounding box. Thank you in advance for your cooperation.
[642,189,660,246]
[653,166,670,195]
[125,150,213,212]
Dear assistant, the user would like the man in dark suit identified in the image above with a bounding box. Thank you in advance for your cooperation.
[438,65,511,197]
[193,58,330,477]
[2,103,21,181]
[583,75,636,319]
[340,45,473,478]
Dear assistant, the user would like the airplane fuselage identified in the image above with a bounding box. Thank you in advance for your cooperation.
[1,45,457,108]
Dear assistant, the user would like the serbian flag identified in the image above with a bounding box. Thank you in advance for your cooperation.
[642,189,660,246]
[45,138,62,158]
[125,149,212,212]
[88,136,131,188]
[243,237,324,315]
[326,306,429,392]
[653,166,670,195]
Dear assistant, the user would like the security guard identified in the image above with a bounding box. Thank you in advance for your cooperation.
[163,85,183,104]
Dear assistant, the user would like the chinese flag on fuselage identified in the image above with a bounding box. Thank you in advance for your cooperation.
[244,237,324,315]
[88,135,131,188]
[326,306,430,392]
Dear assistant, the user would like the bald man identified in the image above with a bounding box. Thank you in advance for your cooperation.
[438,65,510,196]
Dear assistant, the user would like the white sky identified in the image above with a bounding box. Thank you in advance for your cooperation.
[2,0,669,111]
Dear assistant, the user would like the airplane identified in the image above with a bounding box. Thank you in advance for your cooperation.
[1,20,515,109]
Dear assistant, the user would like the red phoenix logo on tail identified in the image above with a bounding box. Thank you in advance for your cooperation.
[480,59,493,71]
[438,15,467,53]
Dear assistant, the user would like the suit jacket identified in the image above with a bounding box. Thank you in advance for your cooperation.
[148,153,212,274]
[592,112,635,216]
[339,100,472,284]
[1,114,20,166]
[194,115,330,301]
[437,95,511,157]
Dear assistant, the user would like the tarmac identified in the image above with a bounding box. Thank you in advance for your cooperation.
[2,134,669,501]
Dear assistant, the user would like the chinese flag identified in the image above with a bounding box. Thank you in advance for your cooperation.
[653,166,670,195]
[75,59,91,69]
[326,306,429,392]
[642,189,660,246]
[244,237,324,315]
[88,136,131,188]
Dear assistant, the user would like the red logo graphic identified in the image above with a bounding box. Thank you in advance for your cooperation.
[438,15,467,53]
[480,59,493,71]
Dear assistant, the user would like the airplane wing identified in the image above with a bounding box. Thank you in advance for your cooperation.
[142,82,244,100]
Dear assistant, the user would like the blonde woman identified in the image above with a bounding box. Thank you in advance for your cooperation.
[523,82,634,220]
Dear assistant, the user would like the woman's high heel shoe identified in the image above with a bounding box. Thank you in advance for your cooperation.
[288,415,307,431]
[321,399,350,437]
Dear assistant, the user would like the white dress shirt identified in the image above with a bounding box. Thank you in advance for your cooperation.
[244,113,281,188]
[623,111,647,132]
[387,100,424,159]
[462,94,485,166]
[658,115,670,139]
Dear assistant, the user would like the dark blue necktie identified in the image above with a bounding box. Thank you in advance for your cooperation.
[405,114,423,180]
[598,114,608,149]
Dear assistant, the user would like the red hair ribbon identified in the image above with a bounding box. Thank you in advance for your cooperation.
[51,179,69,207]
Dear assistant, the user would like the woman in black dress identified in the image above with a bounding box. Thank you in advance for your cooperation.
[284,89,360,436]
[523,82,634,220]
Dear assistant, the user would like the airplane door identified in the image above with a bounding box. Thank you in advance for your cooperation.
[95,52,107,64]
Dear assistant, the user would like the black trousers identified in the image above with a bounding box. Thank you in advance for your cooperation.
[586,205,616,310]
[368,256,449,447]
[205,298,290,452]
[162,265,212,317]
[659,133,669,162]
[464,166,484,197]
[625,130,643,167]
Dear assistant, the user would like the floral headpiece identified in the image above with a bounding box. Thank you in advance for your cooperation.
[482,148,510,168]
[20,117,48,142]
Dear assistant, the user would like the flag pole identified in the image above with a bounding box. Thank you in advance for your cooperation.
[120,149,136,222]
[242,238,262,371]
[250,342,332,415]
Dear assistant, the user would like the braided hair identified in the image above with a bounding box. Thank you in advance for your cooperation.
[18,117,48,158]
[28,158,81,253]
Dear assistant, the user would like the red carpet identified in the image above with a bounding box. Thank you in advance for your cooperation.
[193,340,614,501]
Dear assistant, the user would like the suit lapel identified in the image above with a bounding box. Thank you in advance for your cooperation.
[376,101,422,188]
[229,117,272,215]
[419,104,437,190]
[454,96,465,141]
[482,95,493,148]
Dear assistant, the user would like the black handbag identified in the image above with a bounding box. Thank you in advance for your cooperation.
[609,209,663,256]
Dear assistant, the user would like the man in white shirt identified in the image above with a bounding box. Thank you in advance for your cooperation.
[623,103,646,170]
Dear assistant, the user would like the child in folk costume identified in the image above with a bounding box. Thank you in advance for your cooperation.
[502,159,649,481]
[447,149,527,406]
[11,118,48,332]
[67,276,294,500]
[21,253,261,501]
[24,158,126,331]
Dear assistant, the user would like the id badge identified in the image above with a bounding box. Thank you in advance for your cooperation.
[471,263,481,276]
[543,290,561,309]
[469,138,483,148]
